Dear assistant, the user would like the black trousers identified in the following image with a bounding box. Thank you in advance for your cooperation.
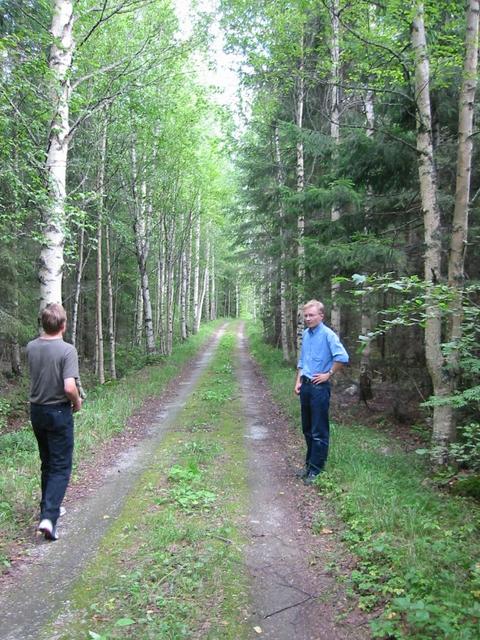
[31,402,74,526]
[299,381,331,473]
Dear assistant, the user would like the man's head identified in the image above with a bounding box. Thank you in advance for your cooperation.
[303,300,325,329]
[41,303,67,335]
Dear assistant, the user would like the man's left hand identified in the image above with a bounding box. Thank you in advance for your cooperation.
[312,372,331,384]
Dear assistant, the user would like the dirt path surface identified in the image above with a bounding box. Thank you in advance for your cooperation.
[0,327,226,640]
[0,323,370,640]
[237,323,369,640]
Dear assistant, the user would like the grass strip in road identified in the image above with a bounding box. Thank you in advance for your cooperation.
[0,321,222,568]
[247,321,480,640]
[43,329,250,640]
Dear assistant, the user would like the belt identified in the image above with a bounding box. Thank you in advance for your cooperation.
[301,375,328,385]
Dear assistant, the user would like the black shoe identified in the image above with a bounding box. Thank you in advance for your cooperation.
[295,467,309,479]
[303,472,319,486]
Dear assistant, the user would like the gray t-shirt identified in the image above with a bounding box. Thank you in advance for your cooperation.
[26,337,79,404]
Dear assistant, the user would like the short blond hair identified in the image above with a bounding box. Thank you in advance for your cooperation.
[303,300,324,314]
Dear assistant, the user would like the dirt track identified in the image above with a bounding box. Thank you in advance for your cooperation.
[0,323,370,639]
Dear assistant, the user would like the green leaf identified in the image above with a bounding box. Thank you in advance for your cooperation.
[115,618,135,627]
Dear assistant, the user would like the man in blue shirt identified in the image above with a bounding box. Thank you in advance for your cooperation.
[294,300,349,484]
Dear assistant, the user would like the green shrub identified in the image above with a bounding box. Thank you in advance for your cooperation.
[449,422,480,471]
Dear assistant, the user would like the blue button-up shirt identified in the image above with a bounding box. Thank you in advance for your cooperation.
[297,323,349,378]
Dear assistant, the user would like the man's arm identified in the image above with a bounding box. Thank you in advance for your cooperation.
[294,369,302,395]
[64,377,82,412]
[311,364,343,385]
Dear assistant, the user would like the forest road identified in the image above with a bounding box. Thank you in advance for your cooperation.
[237,323,369,640]
[0,327,227,640]
[0,322,369,640]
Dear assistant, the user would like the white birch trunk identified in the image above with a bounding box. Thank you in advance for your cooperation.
[295,37,306,354]
[40,0,74,309]
[166,247,175,355]
[447,0,479,377]
[195,237,210,333]
[329,0,342,333]
[134,283,143,346]
[204,250,210,322]
[180,234,188,340]
[156,238,166,354]
[235,279,240,318]
[186,223,193,332]
[131,146,155,354]
[192,214,201,334]
[210,250,216,320]
[412,3,453,460]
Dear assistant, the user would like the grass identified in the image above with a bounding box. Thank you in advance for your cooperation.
[246,321,480,640]
[41,328,250,640]
[0,321,222,568]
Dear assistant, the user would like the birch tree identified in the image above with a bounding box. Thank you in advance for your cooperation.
[40,0,75,309]
[412,1,479,460]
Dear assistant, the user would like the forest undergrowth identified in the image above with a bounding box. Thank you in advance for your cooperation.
[41,328,250,640]
[0,321,222,569]
[246,322,480,640]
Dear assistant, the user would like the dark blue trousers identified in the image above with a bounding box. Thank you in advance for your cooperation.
[31,402,74,526]
[299,382,331,474]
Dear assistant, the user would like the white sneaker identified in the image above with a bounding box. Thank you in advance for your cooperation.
[38,519,59,541]
[59,506,66,517]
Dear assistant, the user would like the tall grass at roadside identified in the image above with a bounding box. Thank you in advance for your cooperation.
[247,321,480,640]
[0,321,222,567]
[42,329,250,640]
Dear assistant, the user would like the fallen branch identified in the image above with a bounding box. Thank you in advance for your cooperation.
[264,595,316,619]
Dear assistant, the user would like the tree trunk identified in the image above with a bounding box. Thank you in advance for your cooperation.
[329,0,342,333]
[131,146,155,354]
[165,219,176,355]
[71,222,85,349]
[134,282,143,346]
[295,36,306,354]
[180,235,187,340]
[274,122,291,362]
[195,237,210,333]
[447,0,479,376]
[412,3,453,461]
[235,278,240,318]
[192,213,201,333]
[95,115,107,384]
[210,250,216,320]
[105,222,116,379]
[156,238,166,354]
[40,0,75,309]
[185,222,193,332]
[359,89,375,401]
[10,258,21,376]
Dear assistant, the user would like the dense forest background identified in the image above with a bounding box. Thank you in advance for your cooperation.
[1,0,479,469]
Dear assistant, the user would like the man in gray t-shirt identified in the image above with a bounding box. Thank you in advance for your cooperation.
[26,304,82,541]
